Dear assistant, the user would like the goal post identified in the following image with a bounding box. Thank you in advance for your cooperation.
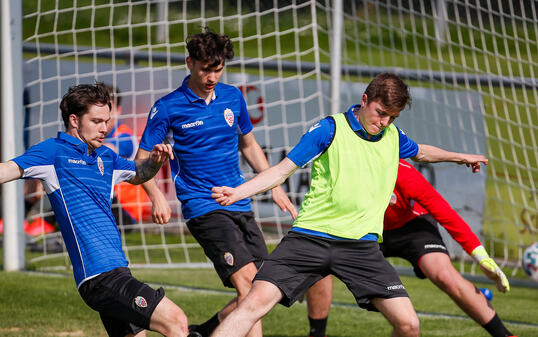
[5,0,537,282]
[1,0,25,271]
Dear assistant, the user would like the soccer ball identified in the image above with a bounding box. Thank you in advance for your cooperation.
[522,242,538,281]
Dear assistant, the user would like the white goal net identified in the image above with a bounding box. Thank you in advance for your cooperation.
[6,0,537,279]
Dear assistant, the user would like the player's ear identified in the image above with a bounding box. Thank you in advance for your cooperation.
[68,114,80,130]
[361,94,368,106]
[186,56,194,71]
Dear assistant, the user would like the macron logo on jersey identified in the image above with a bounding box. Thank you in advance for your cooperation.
[424,244,447,250]
[309,123,321,133]
[181,120,204,129]
[68,159,87,165]
[150,106,158,119]
[387,284,405,291]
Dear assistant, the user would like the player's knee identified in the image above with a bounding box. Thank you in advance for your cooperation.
[232,272,256,298]
[236,282,253,299]
[168,305,188,327]
[397,315,420,337]
[430,269,461,294]
[237,289,275,319]
[153,300,188,336]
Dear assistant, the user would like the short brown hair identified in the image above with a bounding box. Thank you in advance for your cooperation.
[364,73,411,110]
[60,82,111,128]
[186,28,234,67]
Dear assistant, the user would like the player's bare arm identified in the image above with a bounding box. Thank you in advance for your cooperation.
[0,161,24,184]
[239,132,297,218]
[135,147,172,224]
[413,144,488,173]
[212,157,298,206]
[129,144,173,185]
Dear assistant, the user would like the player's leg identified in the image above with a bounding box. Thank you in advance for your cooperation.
[371,297,419,337]
[385,216,514,337]
[218,262,259,315]
[211,280,283,337]
[79,267,188,337]
[120,297,189,337]
[212,231,330,337]
[147,296,189,337]
[305,275,333,337]
[224,262,261,337]
[332,239,419,337]
[419,253,514,337]
[186,211,268,337]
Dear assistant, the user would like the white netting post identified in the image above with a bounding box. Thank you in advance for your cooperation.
[2,0,25,271]
[329,0,343,115]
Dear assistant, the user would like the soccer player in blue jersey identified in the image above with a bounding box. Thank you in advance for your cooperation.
[210,73,489,337]
[0,83,189,337]
[135,30,296,337]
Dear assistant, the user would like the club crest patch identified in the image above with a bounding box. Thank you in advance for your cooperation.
[97,156,104,176]
[389,193,397,205]
[134,296,148,308]
[224,252,234,266]
[224,108,234,127]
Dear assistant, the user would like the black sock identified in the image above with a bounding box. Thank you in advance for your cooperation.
[197,313,220,336]
[482,313,514,337]
[308,316,328,337]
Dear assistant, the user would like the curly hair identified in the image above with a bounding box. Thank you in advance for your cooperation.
[364,73,412,110]
[186,28,234,66]
[60,82,111,128]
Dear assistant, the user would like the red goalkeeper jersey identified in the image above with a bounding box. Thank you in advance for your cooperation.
[383,160,481,255]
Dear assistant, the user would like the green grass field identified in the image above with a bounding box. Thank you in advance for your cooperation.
[0,268,537,337]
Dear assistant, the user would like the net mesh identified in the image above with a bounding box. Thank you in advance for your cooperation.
[19,0,537,277]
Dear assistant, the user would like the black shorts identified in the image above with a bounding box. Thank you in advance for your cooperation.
[255,231,408,311]
[381,215,449,279]
[187,210,268,287]
[78,267,165,337]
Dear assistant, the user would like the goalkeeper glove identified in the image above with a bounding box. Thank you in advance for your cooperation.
[471,245,510,293]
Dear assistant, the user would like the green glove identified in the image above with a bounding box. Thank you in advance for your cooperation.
[471,245,510,293]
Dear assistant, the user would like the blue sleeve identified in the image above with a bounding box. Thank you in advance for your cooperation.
[396,125,419,158]
[287,117,335,167]
[110,133,134,158]
[139,101,170,152]
[237,90,253,135]
[12,139,55,173]
[113,152,136,172]
[111,150,136,184]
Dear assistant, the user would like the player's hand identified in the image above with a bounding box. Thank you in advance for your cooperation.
[150,190,172,224]
[271,185,298,219]
[150,144,174,164]
[211,186,239,206]
[458,154,488,173]
[471,245,510,292]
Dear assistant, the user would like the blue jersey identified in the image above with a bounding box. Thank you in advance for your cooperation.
[288,105,419,167]
[12,132,136,287]
[139,76,253,219]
